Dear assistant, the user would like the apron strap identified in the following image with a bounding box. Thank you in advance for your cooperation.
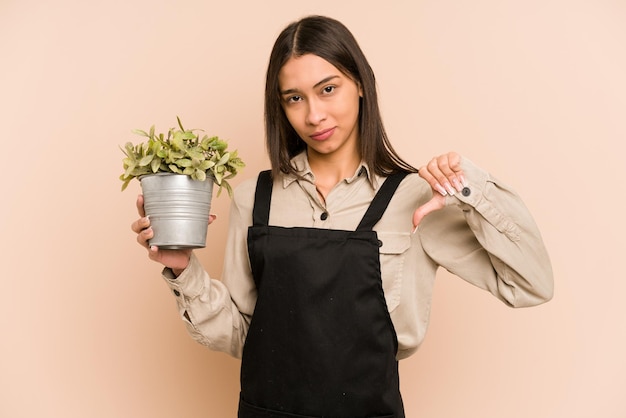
[252,170,273,227]
[356,172,408,231]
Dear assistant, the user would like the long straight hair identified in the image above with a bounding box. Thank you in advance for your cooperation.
[264,15,417,178]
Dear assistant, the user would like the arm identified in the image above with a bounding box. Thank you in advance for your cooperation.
[132,180,257,358]
[160,179,257,357]
[416,154,553,307]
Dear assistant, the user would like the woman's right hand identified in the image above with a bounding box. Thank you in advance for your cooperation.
[131,194,216,276]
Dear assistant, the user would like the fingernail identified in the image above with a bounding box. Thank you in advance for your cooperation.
[435,184,448,196]
[460,175,468,187]
[445,183,456,196]
[150,245,157,252]
[452,178,463,192]
[412,225,419,234]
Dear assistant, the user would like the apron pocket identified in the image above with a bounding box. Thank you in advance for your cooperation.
[378,232,411,313]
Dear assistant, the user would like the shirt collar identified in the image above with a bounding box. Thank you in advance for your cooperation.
[282,151,379,189]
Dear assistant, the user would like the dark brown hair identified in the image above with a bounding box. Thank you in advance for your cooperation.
[264,15,417,177]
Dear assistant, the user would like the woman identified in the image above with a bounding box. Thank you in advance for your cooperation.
[132,15,553,418]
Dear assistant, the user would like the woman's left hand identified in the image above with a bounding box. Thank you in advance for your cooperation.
[412,152,467,229]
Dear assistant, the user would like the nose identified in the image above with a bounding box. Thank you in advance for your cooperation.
[305,98,326,126]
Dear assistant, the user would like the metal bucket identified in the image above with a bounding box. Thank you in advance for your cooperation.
[140,173,213,249]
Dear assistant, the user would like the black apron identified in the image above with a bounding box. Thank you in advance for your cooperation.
[239,170,407,418]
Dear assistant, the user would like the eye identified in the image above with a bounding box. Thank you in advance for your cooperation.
[286,95,302,104]
[322,85,335,94]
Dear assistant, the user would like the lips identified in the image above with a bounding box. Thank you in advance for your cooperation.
[309,127,335,141]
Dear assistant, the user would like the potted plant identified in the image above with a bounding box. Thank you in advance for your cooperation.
[120,117,245,249]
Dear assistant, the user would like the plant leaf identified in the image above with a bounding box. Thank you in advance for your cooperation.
[139,154,154,166]
[176,158,192,167]
[171,133,185,150]
[217,152,230,166]
[151,157,161,173]
[187,149,204,160]
[198,160,214,171]
[181,131,196,140]
[219,181,233,198]
[213,170,224,184]
[121,178,132,191]
[124,162,137,177]
[195,169,206,181]
[132,129,149,137]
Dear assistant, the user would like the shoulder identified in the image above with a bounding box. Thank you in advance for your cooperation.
[398,171,427,188]
[231,170,288,214]
[389,172,433,208]
[230,174,260,216]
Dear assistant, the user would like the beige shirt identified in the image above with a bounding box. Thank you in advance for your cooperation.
[163,152,553,360]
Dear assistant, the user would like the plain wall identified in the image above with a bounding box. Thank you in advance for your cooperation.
[1,0,625,417]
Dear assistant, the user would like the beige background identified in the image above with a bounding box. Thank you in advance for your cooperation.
[1,0,625,417]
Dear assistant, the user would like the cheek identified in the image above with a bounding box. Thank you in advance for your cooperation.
[283,107,306,132]
[339,97,361,124]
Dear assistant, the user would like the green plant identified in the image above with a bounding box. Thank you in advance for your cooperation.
[120,117,245,196]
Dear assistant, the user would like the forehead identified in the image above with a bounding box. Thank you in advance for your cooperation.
[278,54,343,89]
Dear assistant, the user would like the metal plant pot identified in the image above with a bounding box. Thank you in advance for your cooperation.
[140,173,214,249]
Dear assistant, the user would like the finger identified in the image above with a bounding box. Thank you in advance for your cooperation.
[441,152,465,192]
[412,194,445,228]
[428,156,458,196]
[419,163,448,197]
[447,152,462,171]
[130,216,151,234]
[147,246,192,271]
[148,246,171,266]
[136,194,146,217]
[422,153,466,194]
[147,245,160,261]
[136,226,153,249]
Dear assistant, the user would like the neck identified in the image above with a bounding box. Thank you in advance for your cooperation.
[307,148,361,200]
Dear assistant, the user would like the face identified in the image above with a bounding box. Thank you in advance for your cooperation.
[278,54,362,161]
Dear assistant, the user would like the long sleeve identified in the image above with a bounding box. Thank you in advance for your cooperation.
[418,157,554,307]
[160,177,259,358]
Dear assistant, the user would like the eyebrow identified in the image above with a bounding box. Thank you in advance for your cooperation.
[280,75,340,95]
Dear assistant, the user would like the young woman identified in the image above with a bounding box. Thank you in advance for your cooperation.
[131,15,553,418]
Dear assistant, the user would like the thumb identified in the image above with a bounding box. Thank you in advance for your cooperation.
[412,194,445,229]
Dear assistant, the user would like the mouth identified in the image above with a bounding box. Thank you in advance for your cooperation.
[309,127,336,141]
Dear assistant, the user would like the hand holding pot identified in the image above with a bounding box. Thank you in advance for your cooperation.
[132,194,217,276]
